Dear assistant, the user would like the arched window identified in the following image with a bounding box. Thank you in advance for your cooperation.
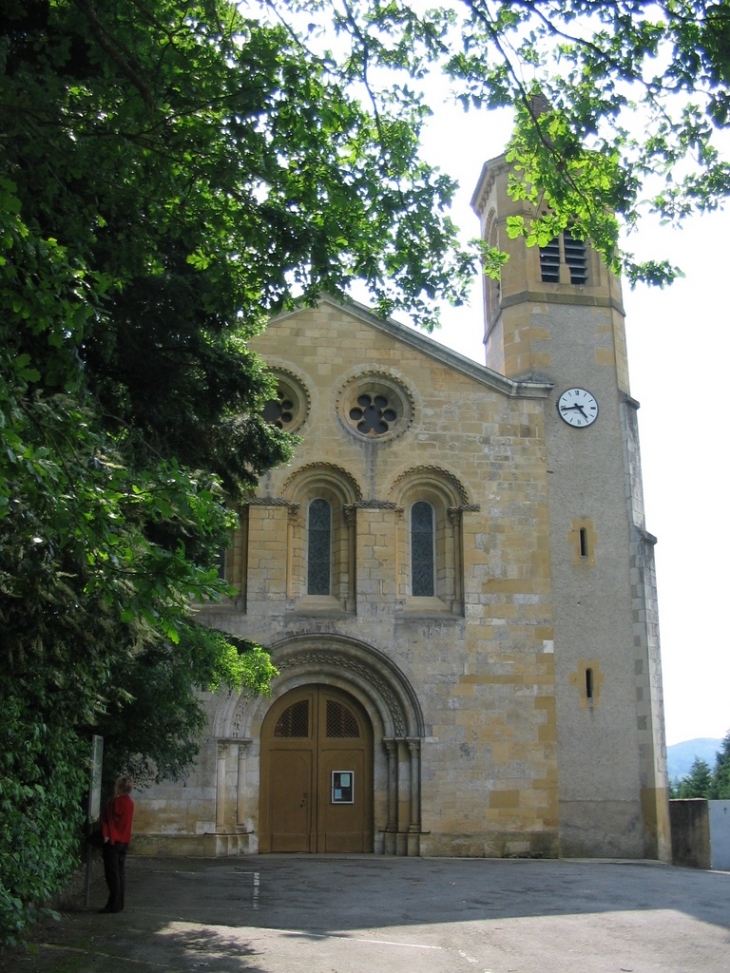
[283,465,360,611]
[390,467,470,614]
[411,501,435,597]
[307,498,332,595]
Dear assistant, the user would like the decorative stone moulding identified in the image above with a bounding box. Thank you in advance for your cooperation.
[388,464,472,507]
[262,368,310,433]
[337,370,414,443]
[281,462,362,504]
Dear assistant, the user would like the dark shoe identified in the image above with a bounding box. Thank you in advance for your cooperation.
[98,907,114,913]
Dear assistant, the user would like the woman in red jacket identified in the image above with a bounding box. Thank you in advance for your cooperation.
[98,776,134,914]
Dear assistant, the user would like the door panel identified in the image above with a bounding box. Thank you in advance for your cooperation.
[318,748,365,852]
[269,750,312,852]
[260,685,373,853]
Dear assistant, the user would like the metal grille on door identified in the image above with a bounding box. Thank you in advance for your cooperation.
[274,699,309,737]
[325,700,359,738]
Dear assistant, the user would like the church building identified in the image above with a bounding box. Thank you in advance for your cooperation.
[133,152,671,860]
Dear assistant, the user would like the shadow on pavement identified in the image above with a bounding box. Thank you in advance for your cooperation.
[3,855,729,972]
[130,855,730,934]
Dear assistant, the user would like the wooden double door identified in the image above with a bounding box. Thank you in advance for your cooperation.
[259,685,373,853]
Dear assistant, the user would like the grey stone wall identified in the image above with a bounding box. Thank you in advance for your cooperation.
[670,799,711,869]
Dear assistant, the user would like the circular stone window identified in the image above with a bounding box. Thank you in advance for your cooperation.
[338,374,413,442]
[262,373,309,433]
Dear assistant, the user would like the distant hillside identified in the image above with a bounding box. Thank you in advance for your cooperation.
[667,738,723,781]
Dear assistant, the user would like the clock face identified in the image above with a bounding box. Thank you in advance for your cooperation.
[557,388,599,427]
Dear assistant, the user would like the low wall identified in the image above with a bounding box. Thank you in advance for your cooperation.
[669,799,710,869]
[708,801,730,871]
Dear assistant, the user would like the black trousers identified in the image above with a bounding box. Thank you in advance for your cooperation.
[102,841,129,912]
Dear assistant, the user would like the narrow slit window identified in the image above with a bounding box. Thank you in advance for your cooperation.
[411,501,435,597]
[579,527,588,558]
[307,498,331,595]
[585,667,594,701]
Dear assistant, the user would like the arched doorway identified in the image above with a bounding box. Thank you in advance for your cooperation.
[259,685,374,853]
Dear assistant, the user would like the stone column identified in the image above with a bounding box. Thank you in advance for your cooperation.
[215,742,228,833]
[344,504,357,612]
[383,738,398,855]
[286,503,300,600]
[448,507,464,613]
[407,738,422,857]
[236,740,252,829]
[396,740,409,856]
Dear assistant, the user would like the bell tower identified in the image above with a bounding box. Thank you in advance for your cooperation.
[472,155,671,860]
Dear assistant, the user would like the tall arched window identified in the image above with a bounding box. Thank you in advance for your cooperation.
[411,501,435,597]
[307,499,332,595]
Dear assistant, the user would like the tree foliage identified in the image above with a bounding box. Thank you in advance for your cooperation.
[714,732,730,799]
[0,0,473,940]
[670,732,730,799]
[281,0,730,282]
[673,757,715,799]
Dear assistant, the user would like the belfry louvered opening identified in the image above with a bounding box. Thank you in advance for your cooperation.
[539,232,588,284]
[564,230,588,283]
[539,237,561,282]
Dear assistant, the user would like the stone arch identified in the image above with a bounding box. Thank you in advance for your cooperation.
[282,462,362,504]
[219,634,424,741]
[214,635,425,855]
[388,464,471,508]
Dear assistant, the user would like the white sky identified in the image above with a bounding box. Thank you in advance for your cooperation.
[416,102,730,747]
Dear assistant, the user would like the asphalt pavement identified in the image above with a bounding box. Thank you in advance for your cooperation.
[2,855,729,973]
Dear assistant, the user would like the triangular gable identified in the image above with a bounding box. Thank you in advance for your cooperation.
[269,294,551,401]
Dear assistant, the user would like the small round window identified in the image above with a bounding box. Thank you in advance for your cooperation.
[349,394,398,435]
[262,373,309,433]
[338,374,413,442]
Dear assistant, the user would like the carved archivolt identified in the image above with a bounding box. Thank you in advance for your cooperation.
[281,462,362,505]
[388,465,471,507]
[215,634,424,742]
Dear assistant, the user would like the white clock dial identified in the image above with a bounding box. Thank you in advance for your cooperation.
[557,388,599,427]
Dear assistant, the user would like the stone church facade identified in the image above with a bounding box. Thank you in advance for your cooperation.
[133,154,671,860]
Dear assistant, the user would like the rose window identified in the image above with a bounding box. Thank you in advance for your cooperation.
[349,394,398,436]
[338,373,413,443]
[263,388,295,429]
[261,373,309,432]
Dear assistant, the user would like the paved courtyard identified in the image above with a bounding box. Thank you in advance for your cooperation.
[3,855,729,973]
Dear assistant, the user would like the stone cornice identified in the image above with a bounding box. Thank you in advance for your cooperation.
[499,289,625,316]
